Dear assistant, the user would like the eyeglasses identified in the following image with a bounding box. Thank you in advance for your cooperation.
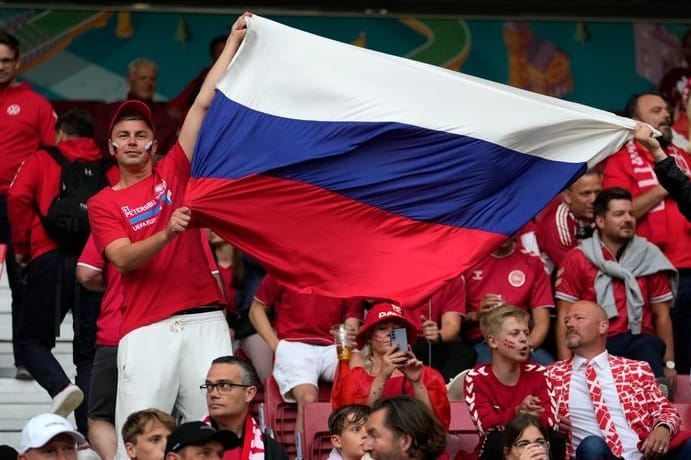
[200,381,252,394]
[513,439,549,450]
[0,58,17,66]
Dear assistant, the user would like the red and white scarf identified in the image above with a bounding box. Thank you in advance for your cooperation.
[203,414,266,460]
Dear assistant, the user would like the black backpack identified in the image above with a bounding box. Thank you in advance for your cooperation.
[36,145,110,254]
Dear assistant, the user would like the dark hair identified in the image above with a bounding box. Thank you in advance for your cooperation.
[209,35,227,58]
[56,109,95,138]
[624,92,663,119]
[593,187,632,218]
[370,396,446,460]
[0,31,20,59]
[500,414,548,459]
[328,404,369,436]
[210,355,259,386]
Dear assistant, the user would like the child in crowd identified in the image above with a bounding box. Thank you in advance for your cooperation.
[463,305,563,460]
[327,404,369,460]
[122,409,176,460]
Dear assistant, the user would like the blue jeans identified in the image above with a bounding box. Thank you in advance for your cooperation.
[576,435,691,460]
[474,341,555,366]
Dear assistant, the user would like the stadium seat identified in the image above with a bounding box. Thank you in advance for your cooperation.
[673,375,690,403]
[447,369,470,401]
[673,403,691,431]
[447,401,480,459]
[302,401,333,460]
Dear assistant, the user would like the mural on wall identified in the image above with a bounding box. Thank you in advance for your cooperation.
[1,7,689,111]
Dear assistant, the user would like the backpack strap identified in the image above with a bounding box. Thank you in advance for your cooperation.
[39,145,70,169]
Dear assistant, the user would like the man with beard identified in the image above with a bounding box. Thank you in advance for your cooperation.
[554,188,677,391]
[603,93,691,374]
[546,301,691,460]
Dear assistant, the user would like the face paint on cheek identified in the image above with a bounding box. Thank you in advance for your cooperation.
[503,339,517,349]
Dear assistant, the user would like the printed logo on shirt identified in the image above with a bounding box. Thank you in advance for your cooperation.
[6,104,20,116]
[120,180,174,231]
[472,270,483,281]
[508,270,526,287]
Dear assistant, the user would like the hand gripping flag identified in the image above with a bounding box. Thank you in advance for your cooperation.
[186,15,635,307]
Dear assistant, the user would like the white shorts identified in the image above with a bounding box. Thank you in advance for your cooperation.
[272,340,338,402]
[114,310,232,460]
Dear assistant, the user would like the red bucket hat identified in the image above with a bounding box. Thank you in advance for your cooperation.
[356,302,417,349]
[108,99,156,138]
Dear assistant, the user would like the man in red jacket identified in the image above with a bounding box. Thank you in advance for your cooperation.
[0,31,55,381]
[8,110,104,436]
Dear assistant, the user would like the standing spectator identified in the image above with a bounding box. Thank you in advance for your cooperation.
[201,355,287,459]
[603,92,691,374]
[249,273,363,433]
[463,237,555,365]
[555,187,677,389]
[409,275,476,382]
[536,169,602,273]
[18,413,85,460]
[363,396,446,460]
[331,302,450,428]
[0,31,55,381]
[77,234,124,460]
[546,300,691,459]
[87,14,249,457]
[9,110,105,434]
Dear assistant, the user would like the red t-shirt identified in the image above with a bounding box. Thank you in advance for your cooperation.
[463,247,554,340]
[464,363,557,434]
[254,274,364,344]
[408,275,465,338]
[0,82,55,195]
[217,265,237,314]
[7,138,115,261]
[555,245,673,336]
[603,143,691,269]
[88,143,223,336]
[77,235,123,346]
[537,201,591,270]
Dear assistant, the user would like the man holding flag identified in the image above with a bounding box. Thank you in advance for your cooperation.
[87,13,250,458]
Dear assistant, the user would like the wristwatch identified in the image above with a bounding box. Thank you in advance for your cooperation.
[665,360,676,370]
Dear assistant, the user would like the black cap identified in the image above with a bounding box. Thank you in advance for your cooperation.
[164,422,240,455]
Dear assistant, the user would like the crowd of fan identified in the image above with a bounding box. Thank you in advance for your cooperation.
[1,15,691,460]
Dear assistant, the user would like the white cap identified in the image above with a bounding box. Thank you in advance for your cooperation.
[19,414,85,454]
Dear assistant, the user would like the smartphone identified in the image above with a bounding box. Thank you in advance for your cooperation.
[390,328,408,351]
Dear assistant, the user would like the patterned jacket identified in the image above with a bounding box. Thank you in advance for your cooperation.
[546,354,685,458]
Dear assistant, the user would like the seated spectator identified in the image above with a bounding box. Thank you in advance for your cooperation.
[18,413,84,460]
[658,29,691,151]
[500,414,550,460]
[95,58,180,157]
[464,306,563,460]
[463,237,555,366]
[363,396,446,460]
[536,169,602,273]
[546,300,691,460]
[249,273,364,433]
[122,409,176,460]
[201,355,287,459]
[327,404,369,460]
[409,275,476,382]
[164,422,237,460]
[331,302,450,428]
[555,187,677,389]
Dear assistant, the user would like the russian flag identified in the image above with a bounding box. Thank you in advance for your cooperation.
[186,15,634,306]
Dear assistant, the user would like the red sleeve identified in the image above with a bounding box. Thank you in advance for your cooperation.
[554,249,585,303]
[436,276,466,316]
[648,272,674,304]
[528,255,554,309]
[344,298,365,322]
[422,367,451,428]
[199,230,219,273]
[77,235,104,270]
[87,191,127,255]
[602,152,634,191]
[37,98,56,146]
[254,274,283,305]
[7,154,41,258]
[529,367,558,430]
[464,367,516,434]
[536,206,573,268]
[159,142,190,184]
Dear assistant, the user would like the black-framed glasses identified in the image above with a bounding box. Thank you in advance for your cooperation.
[200,381,252,394]
[0,58,17,66]
[513,439,549,450]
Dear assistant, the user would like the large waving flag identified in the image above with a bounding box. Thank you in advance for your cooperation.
[186,15,635,306]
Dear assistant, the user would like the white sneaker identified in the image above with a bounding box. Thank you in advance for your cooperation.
[50,384,84,416]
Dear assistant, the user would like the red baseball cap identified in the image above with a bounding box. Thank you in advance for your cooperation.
[356,302,417,349]
[108,99,156,138]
